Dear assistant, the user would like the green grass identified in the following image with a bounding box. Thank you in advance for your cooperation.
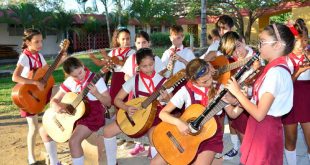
[0,47,166,114]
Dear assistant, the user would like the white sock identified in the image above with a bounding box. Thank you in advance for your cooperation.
[308,153,310,161]
[284,149,296,165]
[104,137,117,165]
[26,116,38,164]
[150,146,158,158]
[72,156,84,165]
[44,141,59,165]
[230,134,239,150]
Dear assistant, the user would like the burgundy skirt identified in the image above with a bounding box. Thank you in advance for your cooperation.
[152,105,164,127]
[20,88,52,118]
[241,115,283,165]
[282,80,310,125]
[196,116,224,155]
[231,112,249,134]
[76,100,106,131]
[110,72,127,107]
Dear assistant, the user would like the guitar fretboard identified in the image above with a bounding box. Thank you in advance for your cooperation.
[218,56,252,75]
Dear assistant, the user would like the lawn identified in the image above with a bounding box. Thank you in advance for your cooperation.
[0,47,166,114]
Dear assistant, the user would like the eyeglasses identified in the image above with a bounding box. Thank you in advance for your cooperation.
[258,40,277,48]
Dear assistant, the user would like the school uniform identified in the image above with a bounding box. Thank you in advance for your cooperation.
[122,71,166,126]
[17,49,49,117]
[108,48,135,106]
[282,53,310,124]
[161,45,196,76]
[200,40,220,59]
[170,82,224,157]
[60,68,108,131]
[240,56,293,165]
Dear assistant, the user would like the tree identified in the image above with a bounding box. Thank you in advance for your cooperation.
[129,0,175,31]
[200,0,207,47]
[100,0,112,45]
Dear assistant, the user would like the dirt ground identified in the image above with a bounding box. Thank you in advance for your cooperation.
[0,113,151,165]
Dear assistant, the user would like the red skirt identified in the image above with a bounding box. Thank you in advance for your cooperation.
[230,112,249,134]
[20,88,52,117]
[196,116,223,154]
[76,100,106,131]
[241,115,283,165]
[110,72,127,107]
[152,105,164,127]
[282,80,310,124]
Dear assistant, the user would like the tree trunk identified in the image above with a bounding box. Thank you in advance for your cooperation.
[102,0,112,47]
[200,0,207,47]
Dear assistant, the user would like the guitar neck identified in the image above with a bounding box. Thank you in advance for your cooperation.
[41,51,64,83]
[141,86,165,109]
[218,56,252,75]
[72,70,105,108]
[202,100,228,124]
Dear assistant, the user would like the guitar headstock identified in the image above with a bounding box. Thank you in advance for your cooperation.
[163,69,187,88]
[59,39,70,53]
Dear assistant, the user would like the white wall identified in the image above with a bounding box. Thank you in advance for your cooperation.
[0,23,61,56]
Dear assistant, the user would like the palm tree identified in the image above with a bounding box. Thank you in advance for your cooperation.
[200,0,207,47]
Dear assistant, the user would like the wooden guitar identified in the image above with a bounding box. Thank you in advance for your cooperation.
[211,56,252,85]
[152,53,260,165]
[11,39,70,114]
[116,69,187,138]
[42,59,120,143]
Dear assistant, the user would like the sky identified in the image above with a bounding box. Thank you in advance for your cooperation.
[64,0,120,14]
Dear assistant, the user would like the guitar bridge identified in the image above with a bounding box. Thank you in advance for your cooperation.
[167,131,184,153]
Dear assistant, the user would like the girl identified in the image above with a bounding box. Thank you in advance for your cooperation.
[226,24,295,164]
[89,28,135,108]
[218,31,260,156]
[122,31,164,81]
[200,28,220,60]
[151,59,243,165]
[121,31,164,155]
[283,19,310,165]
[12,29,57,165]
[103,48,171,165]
[39,57,111,165]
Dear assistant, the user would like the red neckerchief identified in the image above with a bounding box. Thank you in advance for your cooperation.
[112,47,131,60]
[186,81,209,107]
[289,52,305,66]
[252,56,289,103]
[74,67,91,91]
[23,49,42,68]
[140,71,156,94]
[169,46,181,57]
[132,54,137,75]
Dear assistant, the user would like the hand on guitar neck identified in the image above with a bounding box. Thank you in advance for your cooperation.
[89,49,125,67]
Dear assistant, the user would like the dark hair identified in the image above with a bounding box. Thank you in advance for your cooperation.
[216,15,234,29]
[135,31,150,42]
[111,28,131,48]
[136,48,155,65]
[169,25,184,35]
[263,24,295,55]
[63,57,83,74]
[219,31,242,56]
[22,28,42,49]
[294,18,308,37]
[208,28,220,41]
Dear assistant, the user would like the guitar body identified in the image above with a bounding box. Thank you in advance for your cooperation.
[11,65,55,114]
[42,92,85,143]
[152,104,217,165]
[116,97,157,138]
[211,55,230,85]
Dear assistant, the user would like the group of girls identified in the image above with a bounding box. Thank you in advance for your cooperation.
[12,15,310,165]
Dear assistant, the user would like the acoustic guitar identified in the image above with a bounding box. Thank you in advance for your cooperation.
[11,39,70,114]
[152,53,260,165]
[211,56,252,85]
[116,69,187,138]
[42,59,120,143]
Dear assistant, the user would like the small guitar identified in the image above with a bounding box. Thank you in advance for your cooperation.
[211,56,252,85]
[11,39,70,114]
[42,61,119,143]
[152,53,260,165]
[116,69,187,138]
